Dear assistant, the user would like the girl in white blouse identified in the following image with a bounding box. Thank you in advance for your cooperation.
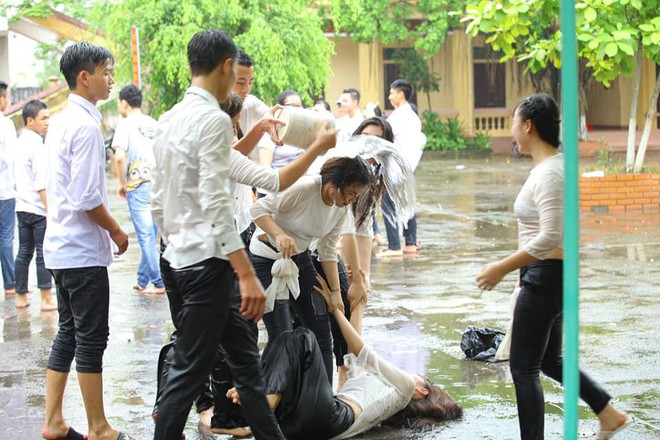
[250,156,374,384]
[476,94,630,440]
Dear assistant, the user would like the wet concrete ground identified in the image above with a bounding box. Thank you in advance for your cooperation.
[1,153,658,439]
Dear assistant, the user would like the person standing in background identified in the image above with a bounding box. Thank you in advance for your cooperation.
[335,88,365,140]
[13,99,56,311]
[0,80,17,296]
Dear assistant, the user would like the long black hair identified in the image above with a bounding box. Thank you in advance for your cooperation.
[514,93,561,148]
[320,156,374,228]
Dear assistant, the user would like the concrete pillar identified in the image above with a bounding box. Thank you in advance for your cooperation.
[0,17,9,84]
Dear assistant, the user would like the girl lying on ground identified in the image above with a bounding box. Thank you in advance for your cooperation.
[228,271,463,440]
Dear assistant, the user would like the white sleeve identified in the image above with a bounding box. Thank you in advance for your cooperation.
[33,142,49,192]
[316,210,347,262]
[229,149,280,193]
[353,345,416,395]
[112,118,130,152]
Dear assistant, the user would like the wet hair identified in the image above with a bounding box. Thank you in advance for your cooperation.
[320,156,374,228]
[119,84,142,108]
[352,116,394,142]
[59,42,114,90]
[351,116,394,228]
[22,99,48,125]
[342,88,361,103]
[314,99,331,111]
[237,49,253,68]
[0,80,7,97]
[277,90,301,106]
[514,93,561,149]
[220,92,243,119]
[187,29,237,76]
[383,379,463,429]
[390,79,414,102]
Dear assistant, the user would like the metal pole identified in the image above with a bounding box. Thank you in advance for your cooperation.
[560,0,579,439]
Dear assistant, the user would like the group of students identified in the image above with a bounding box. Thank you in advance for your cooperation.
[25,25,632,440]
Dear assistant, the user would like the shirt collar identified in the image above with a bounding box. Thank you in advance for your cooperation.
[68,93,103,124]
[21,128,44,143]
[185,86,220,109]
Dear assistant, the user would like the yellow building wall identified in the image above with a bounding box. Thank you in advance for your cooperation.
[327,36,360,116]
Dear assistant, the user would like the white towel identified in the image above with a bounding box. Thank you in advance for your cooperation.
[264,258,300,313]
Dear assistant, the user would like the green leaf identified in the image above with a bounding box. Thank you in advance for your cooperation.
[605,42,618,57]
[584,7,597,22]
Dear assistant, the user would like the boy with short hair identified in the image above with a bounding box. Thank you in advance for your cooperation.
[41,41,130,440]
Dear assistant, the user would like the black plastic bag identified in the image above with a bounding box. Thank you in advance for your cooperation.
[460,326,505,363]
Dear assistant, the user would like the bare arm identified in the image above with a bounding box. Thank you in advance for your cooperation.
[233,116,285,156]
[86,204,128,255]
[114,147,128,199]
[254,215,298,259]
[338,234,368,313]
[476,249,538,291]
[320,260,345,314]
[38,189,47,212]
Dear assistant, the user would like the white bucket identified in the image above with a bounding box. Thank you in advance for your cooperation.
[275,107,335,149]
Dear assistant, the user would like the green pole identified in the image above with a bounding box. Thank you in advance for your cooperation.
[560,0,579,439]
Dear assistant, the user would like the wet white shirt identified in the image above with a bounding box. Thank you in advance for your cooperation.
[387,103,426,171]
[514,153,564,259]
[336,110,365,141]
[43,94,113,269]
[151,87,245,269]
[14,129,48,216]
[250,175,347,262]
[0,112,17,200]
[332,344,416,439]
[239,94,276,162]
[229,148,280,234]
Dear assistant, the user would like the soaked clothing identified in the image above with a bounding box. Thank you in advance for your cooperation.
[263,328,354,440]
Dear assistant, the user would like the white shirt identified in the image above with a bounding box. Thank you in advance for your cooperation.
[239,94,276,162]
[44,94,113,269]
[112,111,157,191]
[250,175,347,262]
[151,87,245,269]
[229,148,280,234]
[14,129,48,216]
[387,103,426,171]
[336,110,364,141]
[332,344,416,440]
[0,112,17,200]
[514,153,564,259]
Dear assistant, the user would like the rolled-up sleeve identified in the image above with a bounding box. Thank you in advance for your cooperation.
[69,125,104,212]
[198,114,245,255]
[523,170,563,259]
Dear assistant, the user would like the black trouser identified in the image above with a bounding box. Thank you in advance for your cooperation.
[263,328,354,440]
[311,251,351,367]
[15,212,51,292]
[47,267,109,373]
[509,260,611,440]
[251,251,334,384]
[154,257,283,440]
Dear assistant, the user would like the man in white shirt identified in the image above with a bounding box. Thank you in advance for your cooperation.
[0,80,17,295]
[233,50,280,163]
[13,99,56,311]
[113,84,164,294]
[377,79,425,257]
[41,42,130,440]
[151,29,284,440]
[335,88,365,140]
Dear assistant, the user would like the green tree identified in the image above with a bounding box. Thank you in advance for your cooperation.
[461,0,660,172]
[88,0,333,116]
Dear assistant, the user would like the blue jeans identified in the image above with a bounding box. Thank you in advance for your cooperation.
[381,192,417,250]
[15,212,52,293]
[0,198,16,290]
[48,266,110,373]
[127,183,163,288]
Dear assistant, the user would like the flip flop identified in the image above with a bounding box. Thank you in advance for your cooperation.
[117,432,134,440]
[56,426,86,440]
[595,416,633,439]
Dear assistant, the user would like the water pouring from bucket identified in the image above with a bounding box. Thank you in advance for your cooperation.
[275,107,336,149]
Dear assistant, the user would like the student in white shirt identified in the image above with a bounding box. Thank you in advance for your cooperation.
[13,99,56,311]
[233,50,281,163]
[0,80,17,295]
[228,273,463,440]
[113,84,163,294]
[477,94,630,440]
[377,79,425,258]
[41,42,131,440]
[151,30,284,440]
[249,156,373,384]
[335,88,365,141]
